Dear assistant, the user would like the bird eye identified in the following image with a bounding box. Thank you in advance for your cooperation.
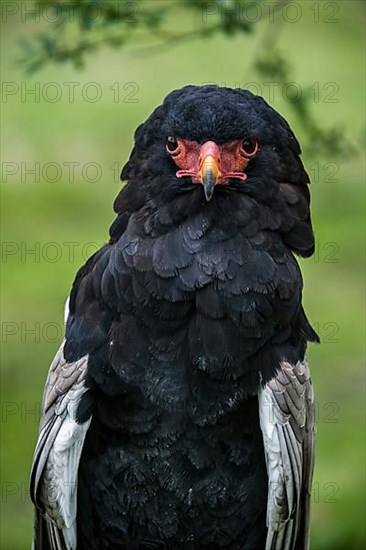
[240,138,259,157]
[166,136,179,153]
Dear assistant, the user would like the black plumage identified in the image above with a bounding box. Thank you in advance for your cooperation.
[31,85,319,550]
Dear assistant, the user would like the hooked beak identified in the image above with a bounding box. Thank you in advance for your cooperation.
[198,141,221,201]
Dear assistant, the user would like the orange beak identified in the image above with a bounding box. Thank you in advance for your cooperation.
[198,141,221,201]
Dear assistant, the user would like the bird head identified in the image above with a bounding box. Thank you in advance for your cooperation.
[116,85,314,257]
[121,84,309,195]
[165,136,256,202]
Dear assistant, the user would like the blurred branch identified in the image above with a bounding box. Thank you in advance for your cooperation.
[19,0,254,70]
[248,4,355,158]
[256,52,354,158]
[18,0,295,71]
[18,0,356,158]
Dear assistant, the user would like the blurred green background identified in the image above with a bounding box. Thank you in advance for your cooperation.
[1,1,365,548]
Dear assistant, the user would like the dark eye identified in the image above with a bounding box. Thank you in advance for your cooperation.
[166,136,179,153]
[241,138,259,157]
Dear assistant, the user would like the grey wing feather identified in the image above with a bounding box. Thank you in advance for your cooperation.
[259,360,315,550]
[30,339,92,550]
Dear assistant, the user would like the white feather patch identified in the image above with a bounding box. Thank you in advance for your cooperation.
[40,382,91,550]
[259,360,315,550]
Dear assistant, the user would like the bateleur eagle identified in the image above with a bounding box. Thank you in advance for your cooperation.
[31,85,319,550]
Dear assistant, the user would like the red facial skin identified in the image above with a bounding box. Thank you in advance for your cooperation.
[166,139,259,185]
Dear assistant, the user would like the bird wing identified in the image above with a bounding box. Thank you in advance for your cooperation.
[259,360,315,550]
[30,336,92,550]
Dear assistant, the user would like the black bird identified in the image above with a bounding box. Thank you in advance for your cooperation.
[31,85,319,550]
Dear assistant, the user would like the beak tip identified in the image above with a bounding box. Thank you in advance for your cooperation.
[204,188,214,202]
[199,146,221,202]
[202,167,217,202]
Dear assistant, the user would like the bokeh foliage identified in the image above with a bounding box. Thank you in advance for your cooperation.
[19,0,356,157]
[1,1,365,549]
